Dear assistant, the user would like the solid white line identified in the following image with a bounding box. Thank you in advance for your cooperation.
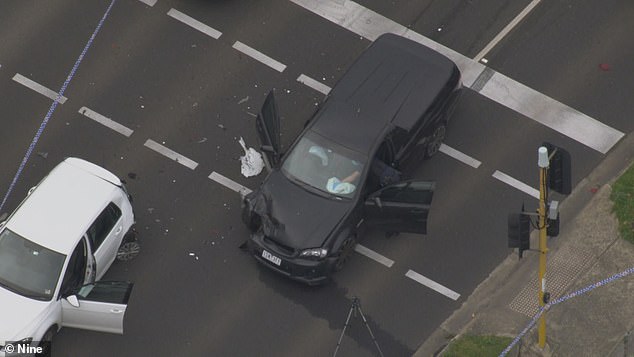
[479,72,624,154]
[208,171,253,197]
[405,270,460,300]
[167,8,222,39]
[12,74,68,104]
[354,244,394,268]
[288,0,624,154]
[473,0,542,62]
[492,170,540,199]
[439,144,481,168]
[297,74,331,95]
[144,139,199,170]
[232,41,287,72]
[137,0,157,6]
[288,0,485,87]
[78,107,133,137]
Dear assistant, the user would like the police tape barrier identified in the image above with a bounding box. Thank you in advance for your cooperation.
[499,266,634,357]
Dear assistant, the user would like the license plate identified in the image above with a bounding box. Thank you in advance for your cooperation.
[261,250,282,266]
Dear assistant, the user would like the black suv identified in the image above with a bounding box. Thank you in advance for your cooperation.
[242,33,462,285]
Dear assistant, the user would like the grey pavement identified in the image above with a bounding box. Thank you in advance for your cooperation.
[415,132,634,357]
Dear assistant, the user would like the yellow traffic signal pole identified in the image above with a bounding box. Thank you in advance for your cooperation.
[537,147,549,348]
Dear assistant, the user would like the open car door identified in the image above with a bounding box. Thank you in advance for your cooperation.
[61,281,134,334]
[364,180,435,234]
[256,90,281,169]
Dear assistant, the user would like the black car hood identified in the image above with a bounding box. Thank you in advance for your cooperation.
[250,170,351,250]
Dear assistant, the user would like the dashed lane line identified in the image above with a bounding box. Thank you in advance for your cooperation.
[137,0,157,6]
[143,139,199,170]
[288,0,624,154]
[439,144,482,169]
[405,269,461,300]
[12,74,68,104]
[354,244,394,268]
[208,171,252,197]
[232,41,287,73]
[297,74,331,95]
[492,170,540,199]
[79,106,133,137]
[167,8,222,39]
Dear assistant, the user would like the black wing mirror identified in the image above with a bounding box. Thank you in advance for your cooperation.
[373,196,382,209]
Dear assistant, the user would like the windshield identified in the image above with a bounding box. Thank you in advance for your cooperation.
[0,229,66,300]
[282,131,366,198]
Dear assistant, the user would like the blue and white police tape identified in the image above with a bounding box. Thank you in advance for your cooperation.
[0,0,117,213]
[499,265,634,356]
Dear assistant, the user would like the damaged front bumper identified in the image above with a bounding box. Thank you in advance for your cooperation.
[247,231,335,286]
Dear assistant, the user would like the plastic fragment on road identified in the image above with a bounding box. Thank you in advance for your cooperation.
[238,137,264,177]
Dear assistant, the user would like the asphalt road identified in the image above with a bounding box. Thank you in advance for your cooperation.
[0,0,631,356]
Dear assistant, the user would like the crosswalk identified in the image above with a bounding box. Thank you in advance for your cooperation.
[288,0,624,154]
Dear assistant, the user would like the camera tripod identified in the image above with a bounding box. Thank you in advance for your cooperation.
[333,297,384,357]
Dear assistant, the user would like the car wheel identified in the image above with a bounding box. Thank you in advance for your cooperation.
[425,123,446,158]
[39,327,56,357]
[334,236,356,272]
[117,230,140,261]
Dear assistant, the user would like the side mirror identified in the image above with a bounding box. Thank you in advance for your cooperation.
[374,196,383,209]
[66,295,80,308]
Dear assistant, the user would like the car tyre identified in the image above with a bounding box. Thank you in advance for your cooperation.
[117,230,140,261]
[38,326,56,357]
[334,236,356,271]
[425,123,446,158]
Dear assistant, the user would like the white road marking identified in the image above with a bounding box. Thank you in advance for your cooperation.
[439,144,482,168]
[479,72,624,154]
[354,244,394,268]
[78,106,133,137]
[167,8,222,39]
[208,171,253,197]
[232,41,287,72]
[288,0,624,154]
[405,269,460,300]
[12,74,68,104]
[492,170,540,199]
[137,0,157,6]
[297,74,331,95]
[144,139,199,170]
[473,0,542,62]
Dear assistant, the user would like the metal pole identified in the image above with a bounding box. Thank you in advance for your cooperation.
[537,147,549,348]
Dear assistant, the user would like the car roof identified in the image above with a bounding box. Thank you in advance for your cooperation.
[312,33,457,155]
[5,158,121,255]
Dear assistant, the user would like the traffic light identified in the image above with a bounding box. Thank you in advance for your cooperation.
[508,213,530,258]
[542,142,571,195]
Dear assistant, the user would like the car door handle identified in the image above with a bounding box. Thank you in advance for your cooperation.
[110,309,123,314]
[115,226,122,234]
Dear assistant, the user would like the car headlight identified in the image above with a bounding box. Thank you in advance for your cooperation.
[299,248,328,259]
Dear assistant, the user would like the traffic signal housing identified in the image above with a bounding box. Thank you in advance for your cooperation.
[542,142,571,195]
[508,213,531,258]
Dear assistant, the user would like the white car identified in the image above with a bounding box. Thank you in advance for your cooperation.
[0,158,137,356]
